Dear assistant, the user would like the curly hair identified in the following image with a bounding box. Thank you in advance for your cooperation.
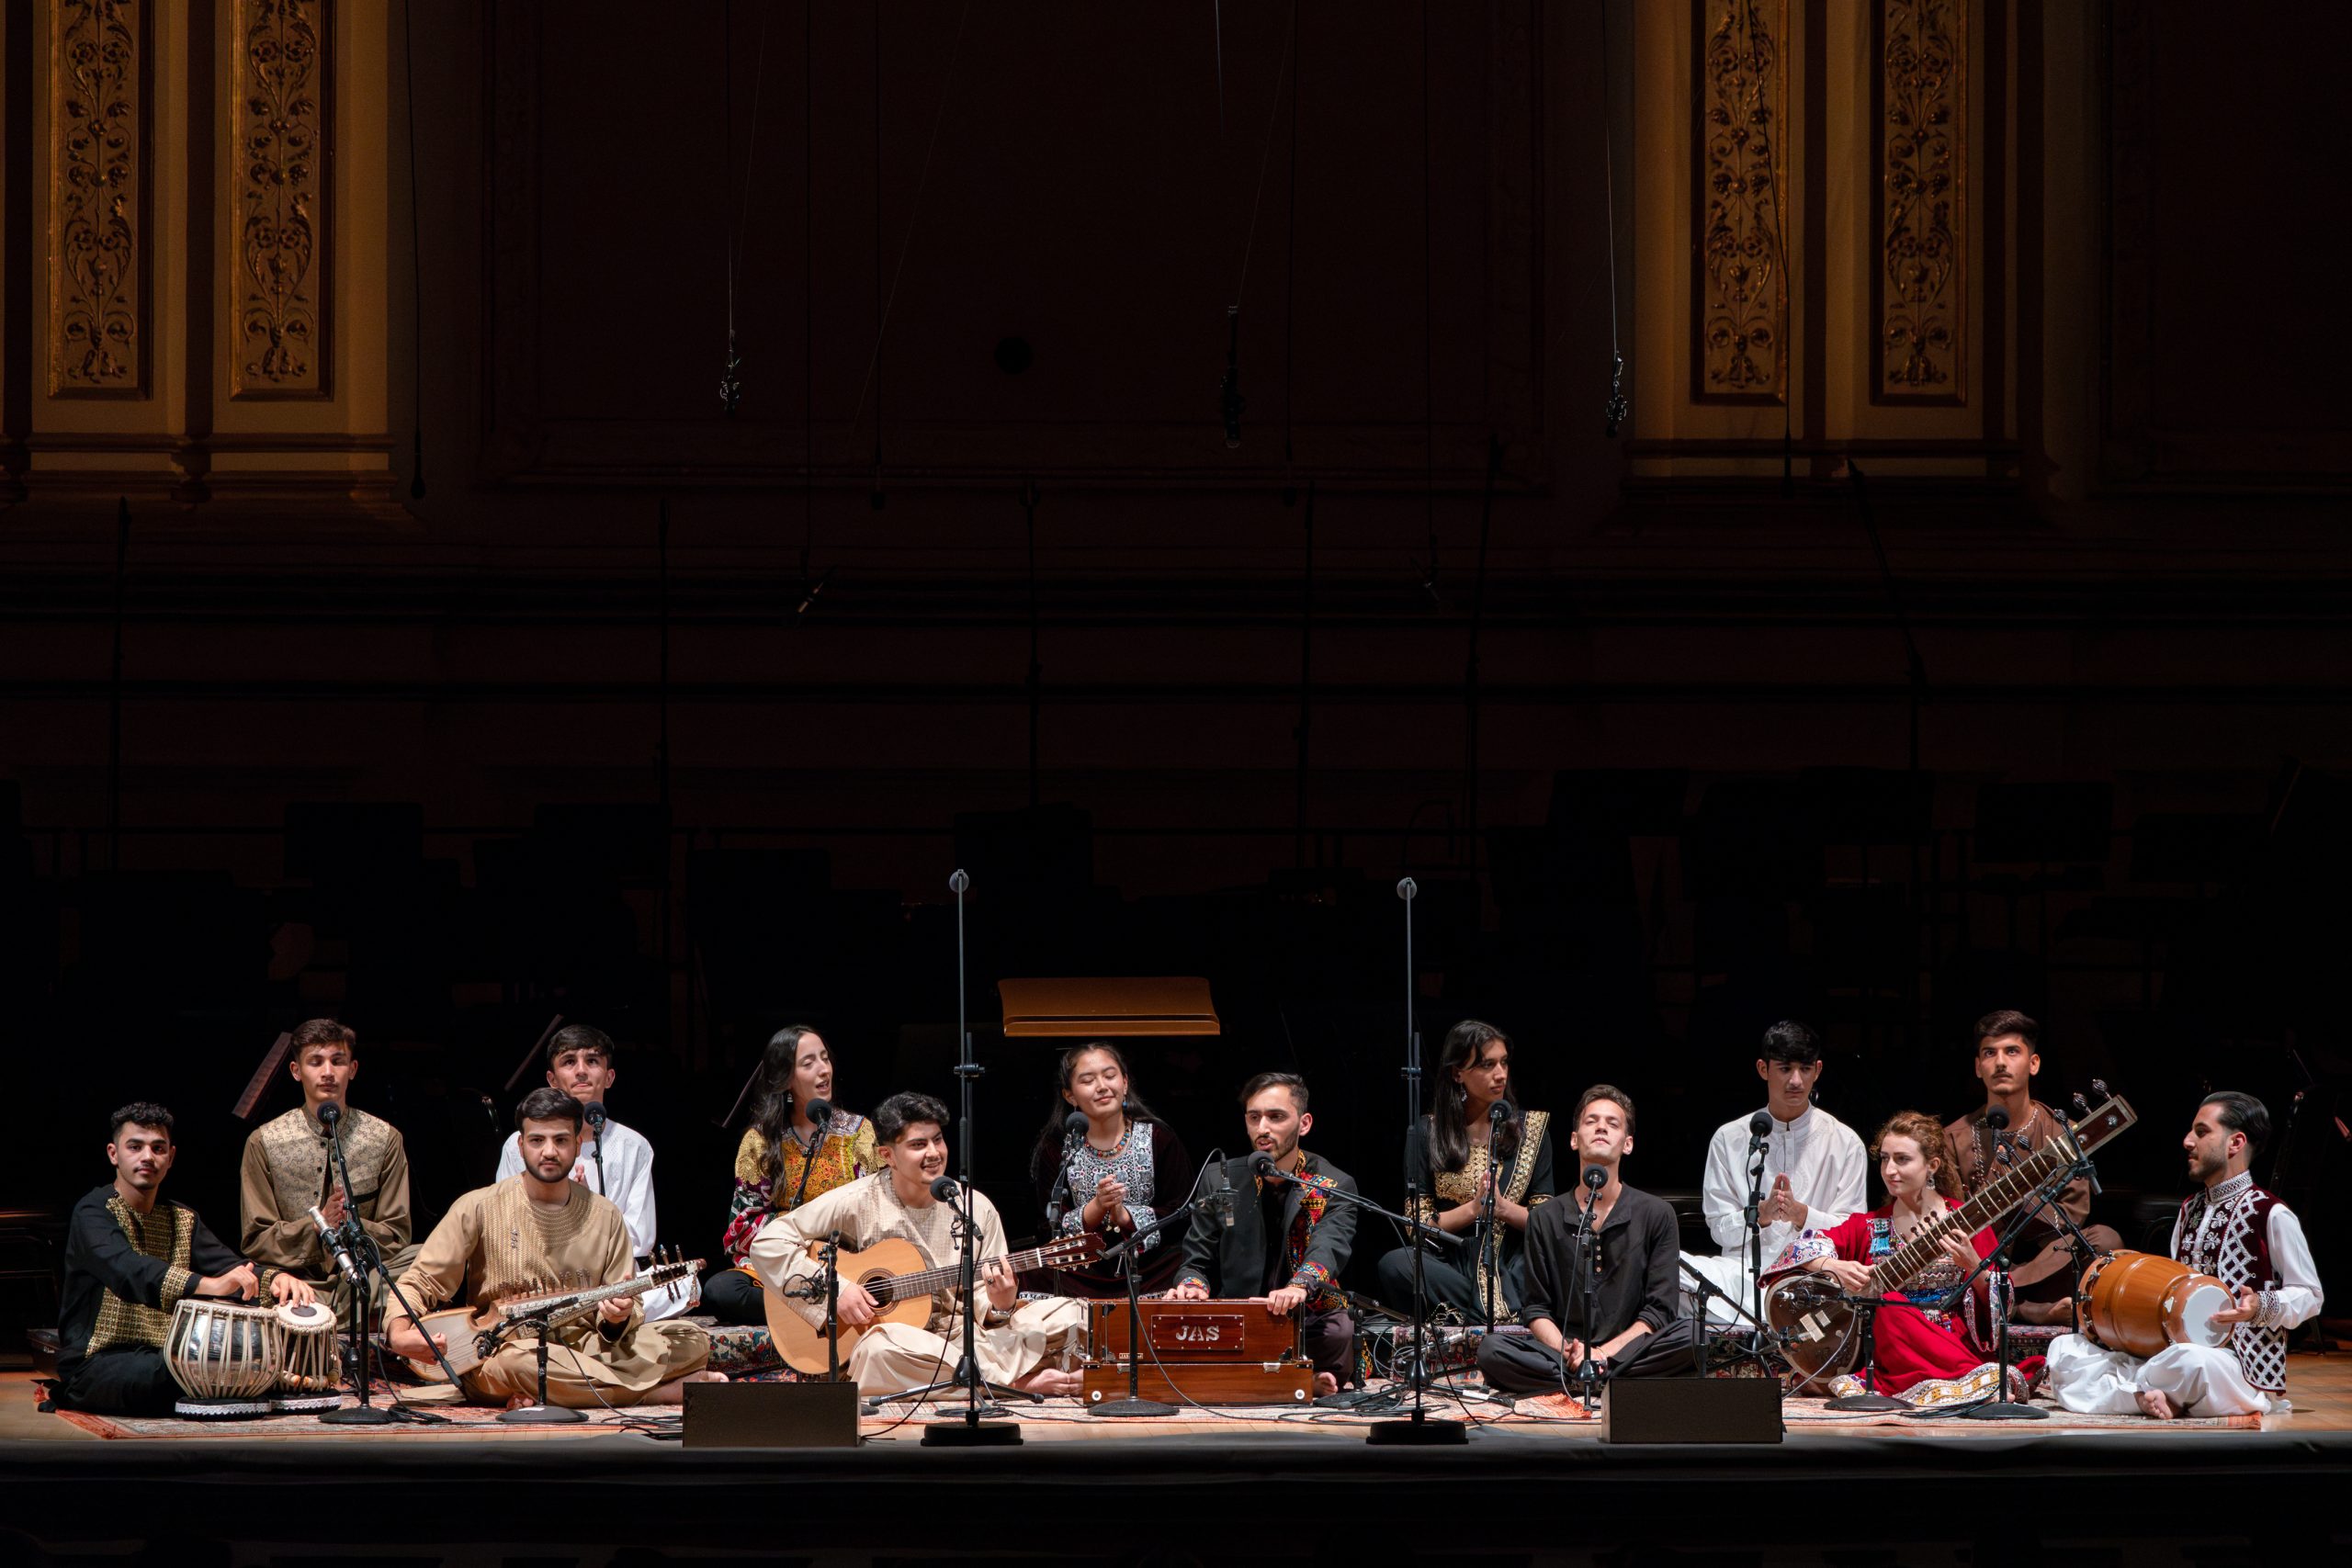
[1870,1110,1960,1201]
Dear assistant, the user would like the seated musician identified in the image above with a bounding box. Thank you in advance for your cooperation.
[1375,1020,1553,1320]
[2046,1092,2323,1419]
[494,1024,696,1321]
[387,1089,718,1408]
[1785,1109,2032,1402]
[1475,1085,1701,1393]
[1028,1042,1194,1297]
[707,1024,878,1325]
[1942,1010,2123,1324]
[1682,1020,1867,1322]
[749,1091,1086,1396]
[55,1102,315,1416]
[1170,1072,1358,1395]
[238,1020,418,1326]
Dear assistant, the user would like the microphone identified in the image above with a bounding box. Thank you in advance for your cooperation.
[1251,1151,1279,1181]
[1583,1166,1607,1191]
[583,1099,608,1132]
[929,1175,961,1202]
[1213,1164,1237,1229]
[1045,1109,1089,1226]
[1984,1106,2010,1131]
[308,1203,363,1287]
[1985,1104,2014,1168]
[318,1103,342,1131]
[1489,1101,1510,1127]
[1748,1109,1773,1145]
[801,1097,833,1139]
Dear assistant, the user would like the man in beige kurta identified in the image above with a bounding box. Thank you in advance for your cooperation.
[389,1091,712,1409]
[239,1020,418,1324]
[751,1091,1084,1397]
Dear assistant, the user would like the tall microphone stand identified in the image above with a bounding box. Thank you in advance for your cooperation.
[1372,876,1467,1445]
[1089,1178,1231,1418]
[1479,1102,1506,1334]
[920,868,1030,1447]
[1744,1122,1770,1362]
[1939,1137,2081,1422]
[316,1107,458,1426]
[1572,1170,1606,1412]
[583,1102,609,1197]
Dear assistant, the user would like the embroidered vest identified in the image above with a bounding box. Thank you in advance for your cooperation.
[254,1106,400,1220]
[2177,1175,2287,1393]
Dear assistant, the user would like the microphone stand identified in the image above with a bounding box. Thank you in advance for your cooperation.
[1936,1155,2090,1422]
[1089,1185,1227,1417]
[1479,1105,1505,1335]
[1573,1177,1606,1412]
[1676,1256,1785,1381]
[1373,876,1467,1445]
[488,1304,584,1425]
[585,1106,608,1197]
[317,1109,458,1425]
[1744,1127,1770,1366]
[919,869,1029,1447]
[820,1231,843,1383]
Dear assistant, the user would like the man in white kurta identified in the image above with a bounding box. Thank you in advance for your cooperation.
[749,1091,1084,1397]
[2047,1092,2323,1419]
[1681,1022,1868,1323]
[492,1024,696,1321]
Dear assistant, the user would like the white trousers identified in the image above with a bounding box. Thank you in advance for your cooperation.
[2043,1331,2285,1418]
[1679,1251,1767,1325]
[847,1297,1087,1397]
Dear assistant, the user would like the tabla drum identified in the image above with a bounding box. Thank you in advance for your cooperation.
[2078,1250,2236,1360]
[271,1298,345,1412]
[164,1299,281,1416]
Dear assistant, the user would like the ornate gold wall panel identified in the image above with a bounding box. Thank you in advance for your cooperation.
[1875,0,1964,403]
[48,0,148,396]
[231,0,330,399]
[1693,0,1787,404]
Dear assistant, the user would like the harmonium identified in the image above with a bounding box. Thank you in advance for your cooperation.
[1081,1298,1315,1405]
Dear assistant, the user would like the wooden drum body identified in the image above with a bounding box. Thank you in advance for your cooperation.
[2078,1250,2235,1360]
[272,1298,345,1410]
[164,1299,281,1416]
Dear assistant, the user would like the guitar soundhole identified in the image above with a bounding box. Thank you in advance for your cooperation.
[863,1275,896,1307]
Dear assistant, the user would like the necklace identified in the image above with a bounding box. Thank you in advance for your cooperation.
[1081,1120,1131,1157]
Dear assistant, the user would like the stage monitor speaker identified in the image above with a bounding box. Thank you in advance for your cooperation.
[1600,1377,1781,1445]
[683,1380,861,1449]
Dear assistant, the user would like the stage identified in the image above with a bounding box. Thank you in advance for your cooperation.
[5,1359,2348,1564]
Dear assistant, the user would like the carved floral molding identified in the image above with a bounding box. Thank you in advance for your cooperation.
[49,0,146,395]
[233,0,331,398]
[1877,0,1965,401]
[1695,0,1787,403]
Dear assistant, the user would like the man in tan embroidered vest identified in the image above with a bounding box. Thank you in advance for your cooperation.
[239,1018,417,1323]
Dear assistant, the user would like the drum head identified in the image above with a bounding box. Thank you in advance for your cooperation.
[2166,1279,2238,1348]
[276,1299,334,1333]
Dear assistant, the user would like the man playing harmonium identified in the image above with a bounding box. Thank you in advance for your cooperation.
[751,1090,1088,1396]
[1170,1071,1359,1395]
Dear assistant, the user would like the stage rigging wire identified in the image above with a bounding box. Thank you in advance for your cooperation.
[718,0,774,415]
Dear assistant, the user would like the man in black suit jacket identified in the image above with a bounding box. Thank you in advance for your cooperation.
[1173,1072,1358,1393]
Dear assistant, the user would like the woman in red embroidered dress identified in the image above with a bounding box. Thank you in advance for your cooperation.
[1793,1110,2008,1396]
[704,1025,877,1325]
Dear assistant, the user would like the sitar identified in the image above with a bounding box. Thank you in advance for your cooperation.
[1767,1091,2137,1384]
[763,1232,1102,1375]
[402,1253,701,1383]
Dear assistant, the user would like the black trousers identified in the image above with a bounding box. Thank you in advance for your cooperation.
[1475,1317,1704,1394]
[54,1348,180,1415]
[702,1266,766,1325]
[1375,1246,1528,1319]
[1302,1304,1354,1384]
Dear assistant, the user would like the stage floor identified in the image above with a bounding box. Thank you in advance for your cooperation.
[6,1358,2348,1562]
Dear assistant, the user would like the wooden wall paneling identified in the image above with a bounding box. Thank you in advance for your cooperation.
[1691,0,1789,406]
[229,0,328,400]
[1871,0,1965,405]
[47,0,149,399]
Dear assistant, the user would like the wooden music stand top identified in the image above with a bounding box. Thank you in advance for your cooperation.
[999,976,1221,1038]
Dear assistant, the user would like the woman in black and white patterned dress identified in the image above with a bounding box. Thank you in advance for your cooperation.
[1027,1043,1195,1297]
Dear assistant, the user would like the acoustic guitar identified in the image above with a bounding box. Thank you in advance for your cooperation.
[402,1255,701,1383]
[763,1232,1102,1374]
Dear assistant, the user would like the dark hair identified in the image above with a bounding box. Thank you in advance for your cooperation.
[750,1025,830,1185]
[515,1087,584,1131]
[875,1091,951,1145]
[547,1023,615,1067]
[1240,1071,1309,1113]
[1871,1110,1960,1201]
[290,1019,356,1058]
[2199,1090,2271,1157]
[1428,1020,1520,1173]
[1973,1009,2040,1052]
[108,1101,175,1143]
[1760,1019,1822,1066]
[1027,1042,1168,1191]
[1573,1083,1636,1138]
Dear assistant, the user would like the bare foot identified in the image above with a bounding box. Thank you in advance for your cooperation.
[639,1371,729,1406]
[1014,1366,1082,1398]
[1315,1372,1339,1397]
[2135,1387,2179,1420]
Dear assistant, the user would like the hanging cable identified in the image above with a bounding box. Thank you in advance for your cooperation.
[1281,0,1301,486]
[796,0,827,620]
[402,0,426,497]
[1600,0,1628,437]
[842,0,976,474]
[1218,6,1295,450]
[719,2,772,415]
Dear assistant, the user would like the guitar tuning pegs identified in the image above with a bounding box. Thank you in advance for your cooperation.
[2091,1077,2110,1100]
[2072,1092,2092,1120]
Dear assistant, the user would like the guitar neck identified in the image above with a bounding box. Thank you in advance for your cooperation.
[883,1242,1062,1302]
